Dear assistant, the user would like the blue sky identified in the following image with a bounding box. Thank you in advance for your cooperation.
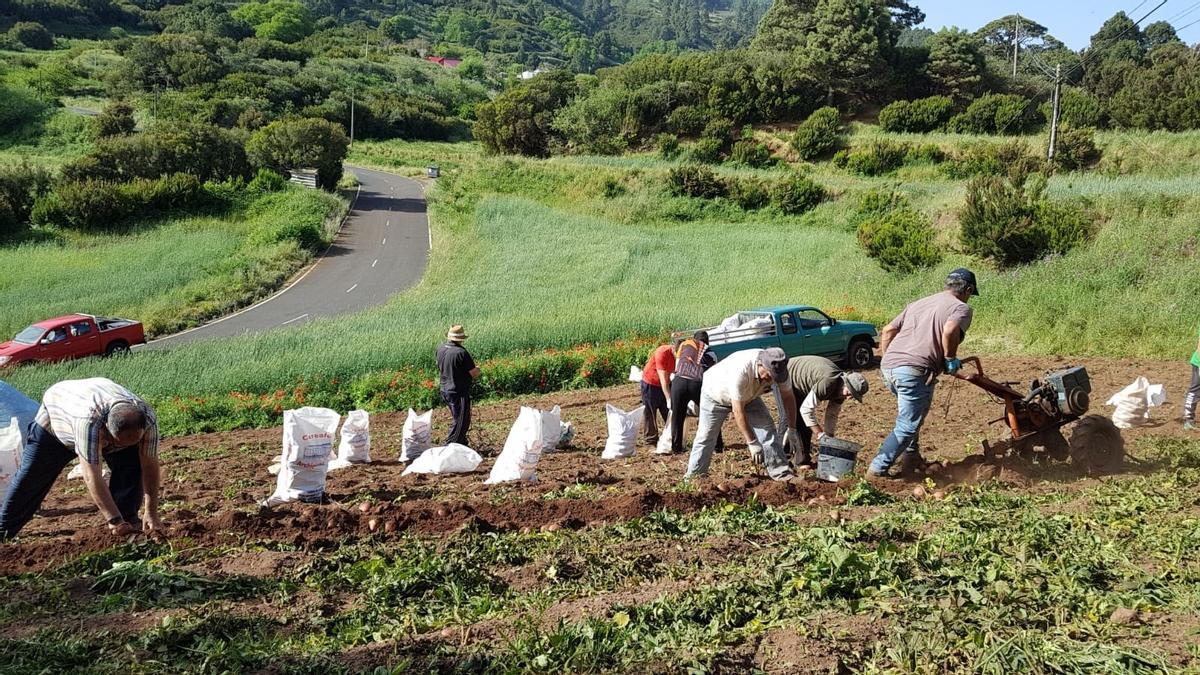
[914,0,1200,49]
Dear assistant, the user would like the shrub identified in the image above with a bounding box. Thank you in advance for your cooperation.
[655,133,680,159]
[945,93,1036,134]
[601,176,626,199]
[0,162,53,237]
[835,141,907,176]
[667,164,727,199]
[728,140,775,168]
[904,143,945,164]
[247,117,349,191]
[770,174,824,214]
[728,177,770,210]
[1050,126,1100,171]
[666,105,707,135]
[687,137,724,164]
[959,172,1093,266]
[31,174,216,231]
[702,118,736,144]
[62,125,250,184]
[792,106,843,160]
[943,141,1040,179]
[857,207,942,274]
[878,96,955,133]
[1040,88,1106,129]
[93,101,137,139]
[0,85,49,133]
[8,22,53,50]
[247,168,287,192]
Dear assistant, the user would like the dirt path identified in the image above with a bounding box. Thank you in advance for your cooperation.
[1,355,1191,573]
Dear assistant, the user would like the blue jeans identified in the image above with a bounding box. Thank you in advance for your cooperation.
[0,423,143,539]
[870,366,935,474]
[686,392,791,480]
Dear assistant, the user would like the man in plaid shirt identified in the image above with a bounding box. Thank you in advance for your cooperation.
[0,378,164,539]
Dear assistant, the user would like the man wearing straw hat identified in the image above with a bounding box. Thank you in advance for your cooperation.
[436,325,480,446]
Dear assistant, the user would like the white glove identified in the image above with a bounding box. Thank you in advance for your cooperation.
[666,399,672,411]
[748,441,764,465]
[817,431,827,442]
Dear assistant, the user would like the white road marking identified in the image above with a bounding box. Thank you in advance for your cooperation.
[382,238,387,245]
[372,259,378,268]
[346,284,358,293]
[280,313,309,326]
[386,219,390,227]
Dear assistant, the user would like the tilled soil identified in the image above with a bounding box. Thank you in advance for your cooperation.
[1,354,1193,573]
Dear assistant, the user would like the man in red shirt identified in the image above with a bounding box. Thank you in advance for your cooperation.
[641,344,675,445]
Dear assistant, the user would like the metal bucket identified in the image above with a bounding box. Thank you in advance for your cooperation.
[816,437,862,482]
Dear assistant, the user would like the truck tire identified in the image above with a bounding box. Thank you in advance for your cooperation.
[105,341,130,357]
[846,337,874,370]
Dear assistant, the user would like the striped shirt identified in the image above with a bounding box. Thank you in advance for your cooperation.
[33,378,158,464]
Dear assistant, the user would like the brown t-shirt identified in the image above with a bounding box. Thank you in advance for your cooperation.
[880,291,973,373]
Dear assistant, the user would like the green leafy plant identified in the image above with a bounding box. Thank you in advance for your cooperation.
[792,106,843,160]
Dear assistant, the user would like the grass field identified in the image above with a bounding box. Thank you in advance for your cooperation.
[0,187,344,339]
[3,127,1199,428]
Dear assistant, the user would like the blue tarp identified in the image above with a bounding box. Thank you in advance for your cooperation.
[0,380,38,434]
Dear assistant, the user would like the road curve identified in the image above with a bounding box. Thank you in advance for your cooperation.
[147,166,429,347]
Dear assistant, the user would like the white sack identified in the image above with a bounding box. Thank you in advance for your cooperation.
[266,407,340,506]
[1105,377,1167,429]
[0,381,37,439]
[486,406,548,484]
[329,410,371,470]
[0,417,22,494]
[628,366,643,382]
[557,421,576,448]
[541,405,562,451]
[655,412,674,455]
[602,404,643,459]
[401,409,433,462]
[402,443,481,475]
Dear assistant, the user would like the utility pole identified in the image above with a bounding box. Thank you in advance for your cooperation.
[349,95,355,146]
[1012,15,1020,78]
[1047,64,1062,162]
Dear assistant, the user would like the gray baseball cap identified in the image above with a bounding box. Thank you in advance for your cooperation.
[758,348,789,385]
[843,372,868,402]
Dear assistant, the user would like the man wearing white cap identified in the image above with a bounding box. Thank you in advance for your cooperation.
[436,325,480,446]
[685,347,796,481]
[0,377,163,539]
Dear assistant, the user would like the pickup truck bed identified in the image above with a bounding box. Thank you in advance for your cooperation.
[674,305,879,369]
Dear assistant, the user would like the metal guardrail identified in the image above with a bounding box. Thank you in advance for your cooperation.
[288,169,319,189]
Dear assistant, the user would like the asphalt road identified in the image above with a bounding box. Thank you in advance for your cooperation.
[147,166,429,347]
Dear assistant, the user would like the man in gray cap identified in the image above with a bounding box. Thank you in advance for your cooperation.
[870,268,978,478]
[783,356,869,466]
[686,347,797,481]
[0,377,163,539]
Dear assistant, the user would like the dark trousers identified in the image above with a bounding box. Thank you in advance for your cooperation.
[1186,365,1200,421]
[795,423,815,465]
[0,423,143,539]
[668,378,723,454]
[442,391,471,446]
[640,381,669,444]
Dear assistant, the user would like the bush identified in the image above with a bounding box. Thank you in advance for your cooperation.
[31,174,217,231]
[8,22,53,50]
[93,101,137,139]
[904,143,945,164]
[1040,88,1106,129]
[878,96,955,133]
[1050,126,1100,171]
[247,168,287,192]
[834,141,907,176]
[687,137,724,164]
[728,140,775,168]
[247,117,349,191]
[655,133,680,159]
[667,164,727,199]
[946,93,1036,135]
[944,141,1040,179]
[792,106,843,160]
[857,207,942,274]
[0,162,53,237]
[770,174,824,214]
[959,172,1093,267]
[62,125,250,184]
[666,105,707,135]
[702,118,736,144]
[0,85,49,133]
[728,177,770,210]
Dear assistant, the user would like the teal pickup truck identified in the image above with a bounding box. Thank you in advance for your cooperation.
[673,306,879,369]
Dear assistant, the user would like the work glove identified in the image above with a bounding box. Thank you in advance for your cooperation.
[944,357,962,375]
[665,399,672,411]
[748,441,764,466]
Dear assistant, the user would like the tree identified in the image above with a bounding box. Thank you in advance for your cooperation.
[1143,21,1181,48]
[7,21,54,50]
[159,0,253,39]
[1109,42,1200,130]
[975,14,1050,59]
[94,101,137,138]
[795,0,896,104]
[885,0,924,29]
[381,14,417,42]
[1082,12,1147,99]
[752,0,818,52]
[232,0,315,44]
[246,118,350,191]
[925,28,987,101]
[473,70,579,156]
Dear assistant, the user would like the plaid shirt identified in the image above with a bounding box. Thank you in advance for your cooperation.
[34,378,158,465]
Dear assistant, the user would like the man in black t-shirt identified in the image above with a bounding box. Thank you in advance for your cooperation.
[435,325,480,446]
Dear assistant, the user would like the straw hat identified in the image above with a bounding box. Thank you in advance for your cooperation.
[447,325,468,342]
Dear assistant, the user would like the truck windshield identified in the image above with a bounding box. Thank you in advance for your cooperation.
[12,326,44,345]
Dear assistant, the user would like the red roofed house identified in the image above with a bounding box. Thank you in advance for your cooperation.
[425,56,462,68]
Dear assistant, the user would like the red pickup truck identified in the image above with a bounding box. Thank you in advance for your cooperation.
[0,314,146,367]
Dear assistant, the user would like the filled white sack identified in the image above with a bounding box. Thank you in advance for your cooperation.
[540,405,563,452]
[329,410,371,470]
[627,366,643,383]
[401,409,433,462]
[0,417,22,494]
[602,403,643,459]
[402,443,481,475]
[1105,377,1167,429]
[655,412,675,455]
[486,406,548,483]
[265,407,340,506]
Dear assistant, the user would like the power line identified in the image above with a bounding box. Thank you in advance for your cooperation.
[1063,0,1170,83]
[1163,0,1200,22]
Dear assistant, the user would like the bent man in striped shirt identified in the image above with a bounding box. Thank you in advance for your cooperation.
[0,378,164,539]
